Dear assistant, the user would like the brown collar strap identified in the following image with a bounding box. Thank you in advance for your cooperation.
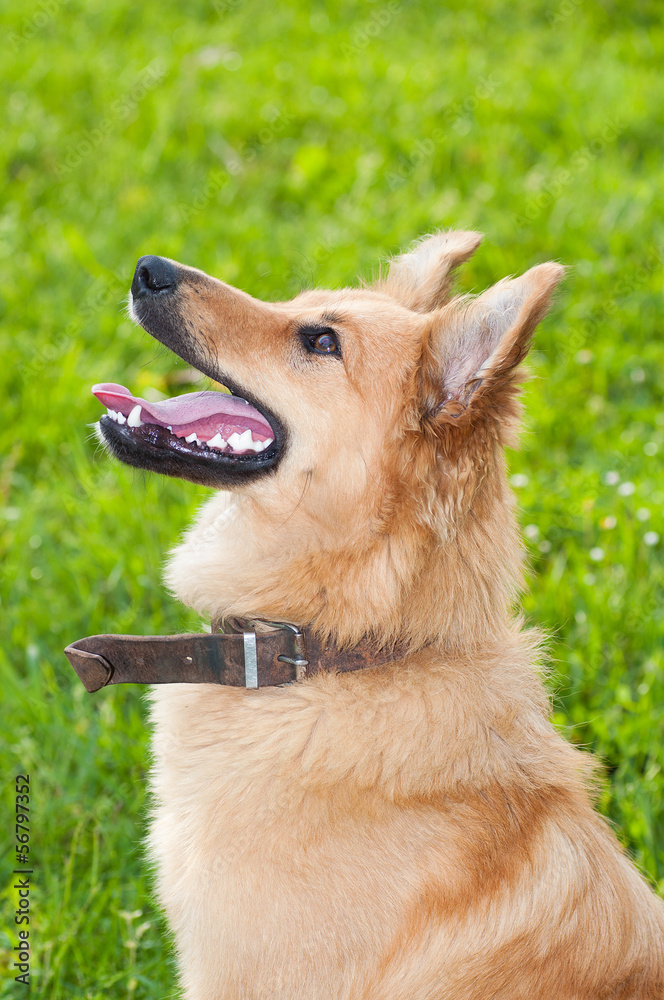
[64,622,399,693]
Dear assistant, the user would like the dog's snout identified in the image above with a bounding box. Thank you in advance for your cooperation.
[131,255,178,298]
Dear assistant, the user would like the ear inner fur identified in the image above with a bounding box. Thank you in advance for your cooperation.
[426,262,565,427]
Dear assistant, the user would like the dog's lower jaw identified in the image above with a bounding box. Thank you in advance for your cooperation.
[147,645,664,1000]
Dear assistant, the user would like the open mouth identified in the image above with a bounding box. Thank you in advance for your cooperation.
[95,253,286,487]
[94,379,283,487]
[95,382,274,453]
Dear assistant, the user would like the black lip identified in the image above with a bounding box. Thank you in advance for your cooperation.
[97,285,287,488]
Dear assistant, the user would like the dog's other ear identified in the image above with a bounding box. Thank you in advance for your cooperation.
[427,262,565,423]
[382,230,483,312]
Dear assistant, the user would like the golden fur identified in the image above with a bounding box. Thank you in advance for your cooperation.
[146,232,664,998]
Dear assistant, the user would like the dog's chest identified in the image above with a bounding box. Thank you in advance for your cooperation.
[146,683,455,998]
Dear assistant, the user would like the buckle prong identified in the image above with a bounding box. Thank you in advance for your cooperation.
[277,656,309,682]
[259,620,309,682]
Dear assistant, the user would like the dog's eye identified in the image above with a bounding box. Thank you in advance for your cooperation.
[312,332,337,353]
[302,327,340,356]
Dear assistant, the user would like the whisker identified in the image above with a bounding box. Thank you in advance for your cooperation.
[275,469,312,529]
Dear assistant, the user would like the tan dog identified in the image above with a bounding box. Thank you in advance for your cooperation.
[95,232,664,999]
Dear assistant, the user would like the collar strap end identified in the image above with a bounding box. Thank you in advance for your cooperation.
[64,644,113,692]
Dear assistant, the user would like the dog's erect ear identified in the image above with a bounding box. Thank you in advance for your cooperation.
[428,262,565,422]
[382,230,483,312]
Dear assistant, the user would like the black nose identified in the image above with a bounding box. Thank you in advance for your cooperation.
[131,255,178,298]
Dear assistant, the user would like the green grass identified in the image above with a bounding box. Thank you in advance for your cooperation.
[1,1,663,996]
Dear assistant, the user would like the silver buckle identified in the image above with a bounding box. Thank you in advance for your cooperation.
[241,620,309,688]
[259,620,309,683]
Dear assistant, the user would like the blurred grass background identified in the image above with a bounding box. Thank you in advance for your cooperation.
[1,0,663,996]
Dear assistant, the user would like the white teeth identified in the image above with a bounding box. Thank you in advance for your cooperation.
[247,437,273,453]
[127,404,142,428]
[227,430,253,451]
[138,425,275,454]
[104,404,275,456]
[247,437,266,452]
[224,429,274,454]
[238,429,253,450]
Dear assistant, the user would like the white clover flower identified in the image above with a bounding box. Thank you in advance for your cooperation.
[601,516,617,529]
[636,508,651,521]
[589,547,605,562]
[604,471,620,485]
[617,481,635,496]
[644,532,660,546]
[524,524,540,541]
[644,442,658,456]
[510,473,529,488]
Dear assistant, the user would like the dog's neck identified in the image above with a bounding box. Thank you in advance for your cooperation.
[165,446,525,655]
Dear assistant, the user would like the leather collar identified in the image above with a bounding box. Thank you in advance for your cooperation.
[64,620,400,693]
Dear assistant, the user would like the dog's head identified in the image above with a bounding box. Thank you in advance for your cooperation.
[95,232,563,647]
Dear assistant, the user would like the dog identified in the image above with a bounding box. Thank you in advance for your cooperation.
[93,231,664,999]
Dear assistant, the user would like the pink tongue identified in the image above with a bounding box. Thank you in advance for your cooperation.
[92,383,273,441]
